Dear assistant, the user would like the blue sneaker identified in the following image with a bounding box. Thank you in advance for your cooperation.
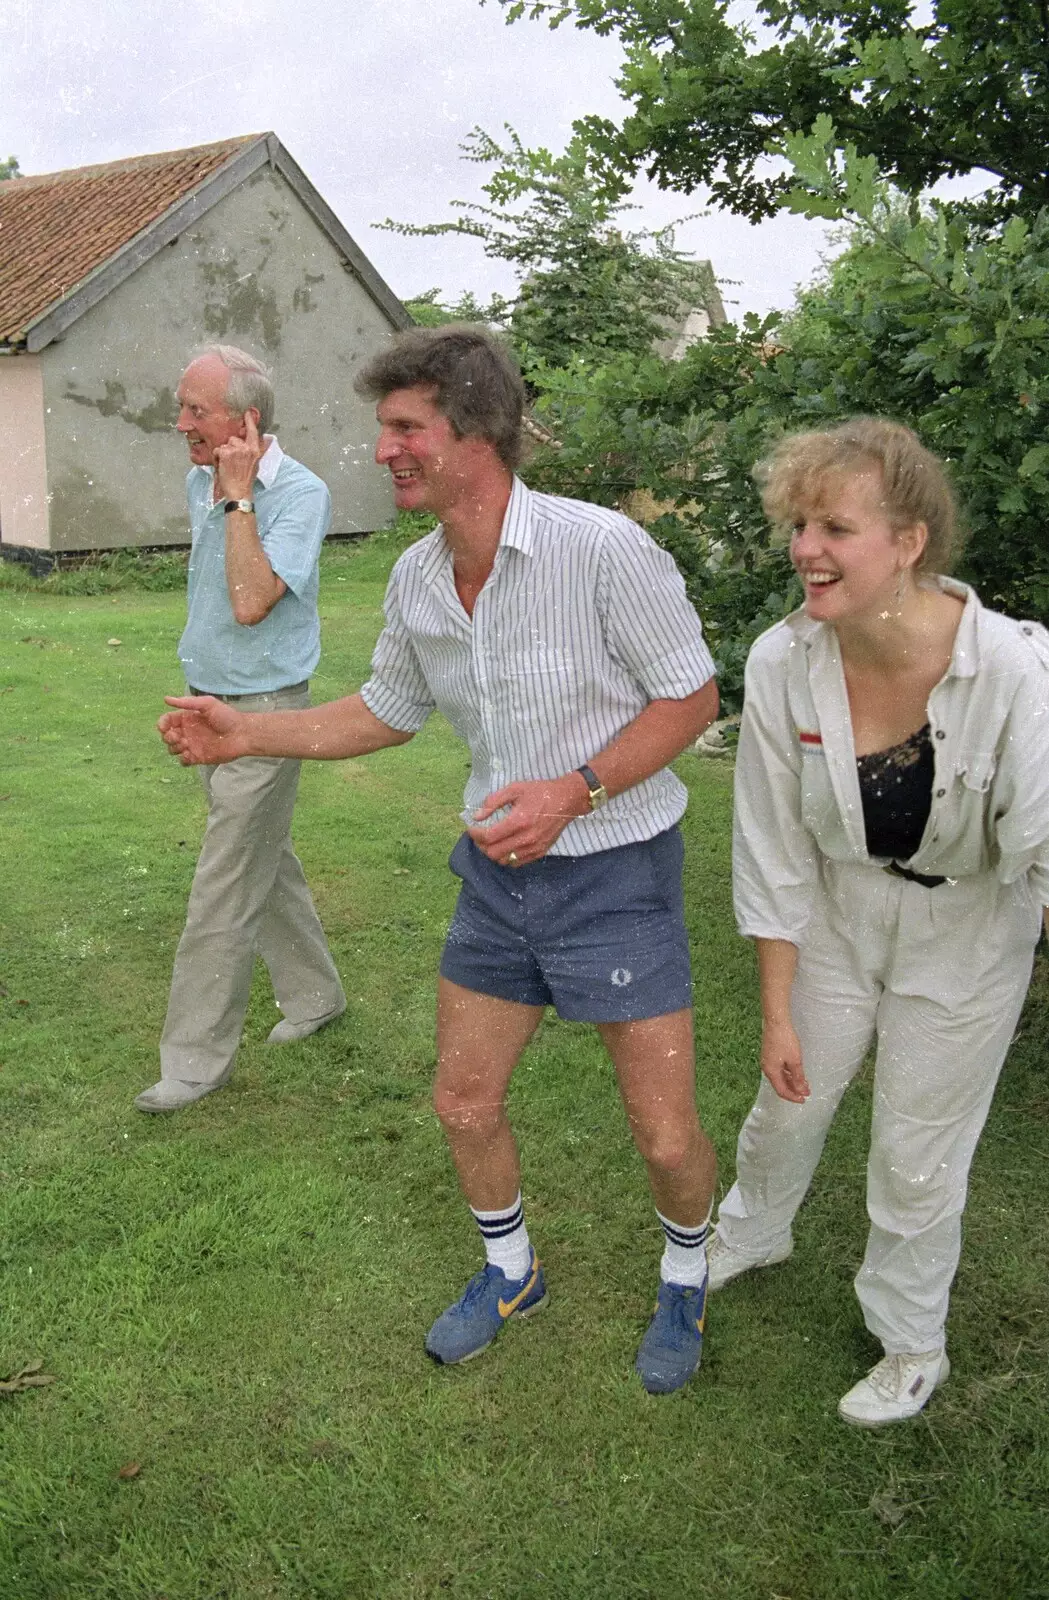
[425,1250,547,1365]
[635,1277,707,1394]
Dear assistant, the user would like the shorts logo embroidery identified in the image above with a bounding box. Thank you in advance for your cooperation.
[611,968,632,987]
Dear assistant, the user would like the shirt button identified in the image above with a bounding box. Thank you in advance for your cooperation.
[934,729,945,740]
[936,787,946,798]
[1022,625,1032,635]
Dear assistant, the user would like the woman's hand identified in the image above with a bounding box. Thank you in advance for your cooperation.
[760,1019,810,1103]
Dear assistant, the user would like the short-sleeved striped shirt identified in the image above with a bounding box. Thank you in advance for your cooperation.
[360,476,716,856]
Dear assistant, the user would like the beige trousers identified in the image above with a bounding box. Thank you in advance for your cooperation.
[717,861,1040,1354]
[159,683,345,1084]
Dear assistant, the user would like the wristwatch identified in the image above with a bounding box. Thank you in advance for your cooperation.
[223,499,255,516]
[576,763,608,811]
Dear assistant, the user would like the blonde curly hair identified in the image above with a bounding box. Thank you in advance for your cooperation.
[754,418,962,575]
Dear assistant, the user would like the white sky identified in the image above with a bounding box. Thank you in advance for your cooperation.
[2,0,985,322]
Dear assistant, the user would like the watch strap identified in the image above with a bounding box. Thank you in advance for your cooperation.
[576,763,608,811]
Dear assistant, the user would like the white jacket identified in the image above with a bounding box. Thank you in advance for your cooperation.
[733,578,1049,942]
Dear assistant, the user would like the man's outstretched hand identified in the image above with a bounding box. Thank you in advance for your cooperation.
[158,695,249,766]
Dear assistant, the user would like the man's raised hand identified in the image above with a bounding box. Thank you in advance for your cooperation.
[213,412,265,502]
[158,695,248,766]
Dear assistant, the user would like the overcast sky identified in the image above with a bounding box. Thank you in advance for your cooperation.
[1,0,978,322]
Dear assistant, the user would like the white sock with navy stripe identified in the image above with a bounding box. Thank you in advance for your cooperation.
[470,1193,532,1282]
[657,1208,710,1288]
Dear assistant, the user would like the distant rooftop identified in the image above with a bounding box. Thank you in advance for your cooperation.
[0,135,261,345]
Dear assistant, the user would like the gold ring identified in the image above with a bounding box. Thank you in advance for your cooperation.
[507,851,519,866]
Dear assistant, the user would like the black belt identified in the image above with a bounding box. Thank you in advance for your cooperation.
[189,681,308,702]
[885,860,947,889]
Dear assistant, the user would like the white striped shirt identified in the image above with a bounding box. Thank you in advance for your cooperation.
[360,476,716,855]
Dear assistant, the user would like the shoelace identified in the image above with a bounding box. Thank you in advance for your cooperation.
[868,1354,924,1398]
[459,1266,500,1308]
[661,1286,702,1348]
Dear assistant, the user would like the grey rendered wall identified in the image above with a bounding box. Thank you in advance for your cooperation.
[40,164,400,550]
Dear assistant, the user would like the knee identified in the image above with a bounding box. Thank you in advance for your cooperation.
[631,1115,696,1177]
[868,1143,967,1231]
[432,1077,505,1142]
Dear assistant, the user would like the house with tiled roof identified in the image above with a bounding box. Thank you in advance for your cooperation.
[0,133,412,556]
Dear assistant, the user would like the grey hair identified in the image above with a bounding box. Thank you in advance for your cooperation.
[196,344,275,433]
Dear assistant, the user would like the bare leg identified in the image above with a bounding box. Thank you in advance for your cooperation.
[599,1008,716,1225]
[433,978,545,1211]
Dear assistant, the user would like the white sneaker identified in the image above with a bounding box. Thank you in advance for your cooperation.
[706,1230,793,1291]
[838,1349,950,1428]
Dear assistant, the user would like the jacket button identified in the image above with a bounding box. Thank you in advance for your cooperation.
[936,787,946,797]
[935,729,945,739]
[1022,625,1032,634]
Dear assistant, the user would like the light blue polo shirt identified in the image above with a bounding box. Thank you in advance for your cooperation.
[177,439,331,694]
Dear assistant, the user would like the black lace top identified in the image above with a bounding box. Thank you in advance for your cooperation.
[857,723,935,862]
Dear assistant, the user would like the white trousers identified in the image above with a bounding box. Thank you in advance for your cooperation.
[717,861,1040,1354]
[160,683,345,1085]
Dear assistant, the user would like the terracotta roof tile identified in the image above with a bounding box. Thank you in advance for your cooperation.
[0,135,263,344]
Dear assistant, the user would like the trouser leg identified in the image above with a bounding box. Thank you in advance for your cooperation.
[718,867,890,1254]
[160,750,305,1084]
[717,977,877,1255]
[255,839,345,1024]
[858,933,1036,1355]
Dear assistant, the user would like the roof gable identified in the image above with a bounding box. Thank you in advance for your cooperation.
[0,133,410,349]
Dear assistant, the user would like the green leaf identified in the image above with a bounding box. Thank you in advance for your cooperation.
[1018,445,1049,480]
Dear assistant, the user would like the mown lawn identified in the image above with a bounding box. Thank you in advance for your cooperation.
[1,537,1047,1600]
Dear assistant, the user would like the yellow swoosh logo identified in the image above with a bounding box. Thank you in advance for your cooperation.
[498,1257,540,1318]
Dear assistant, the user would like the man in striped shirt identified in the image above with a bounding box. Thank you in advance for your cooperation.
[158,327,720,1394]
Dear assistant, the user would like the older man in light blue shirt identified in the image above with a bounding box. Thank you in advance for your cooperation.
[134,345,344,1113]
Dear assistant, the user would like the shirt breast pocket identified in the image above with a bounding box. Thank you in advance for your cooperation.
[958,752,997,794]
[496,646,578,717]
[501,645,576,677]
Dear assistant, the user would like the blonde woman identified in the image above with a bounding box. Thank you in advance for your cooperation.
[711,418,1049,1426]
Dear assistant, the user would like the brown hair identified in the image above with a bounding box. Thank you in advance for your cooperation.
[754,417,962,574]
[354,325,526,470]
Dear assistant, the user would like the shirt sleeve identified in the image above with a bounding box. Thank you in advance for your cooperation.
[260,480,331,598]
[732,635,820,942]
[597,517,716,698]
[991,624,1049,905]
[358,564,437,733]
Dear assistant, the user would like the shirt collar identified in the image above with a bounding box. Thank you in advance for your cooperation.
[255,435,283,488]
[416,473,532,587]
[206,434,283,496]
[499,475,535,555]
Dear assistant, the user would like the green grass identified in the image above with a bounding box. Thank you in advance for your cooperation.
[1,537,1047,1599]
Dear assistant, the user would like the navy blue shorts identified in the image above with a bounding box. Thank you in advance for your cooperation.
[439,826,693,1022]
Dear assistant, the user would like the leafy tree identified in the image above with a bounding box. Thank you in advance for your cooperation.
[0,156,21,181]
[489,1,1049,220]
[523,128,1049,708]
[403,287,513,328]
[768,120,1049,617]
[380,126,718,370]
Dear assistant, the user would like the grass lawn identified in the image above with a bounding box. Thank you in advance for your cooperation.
[1,536,1047,1600]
